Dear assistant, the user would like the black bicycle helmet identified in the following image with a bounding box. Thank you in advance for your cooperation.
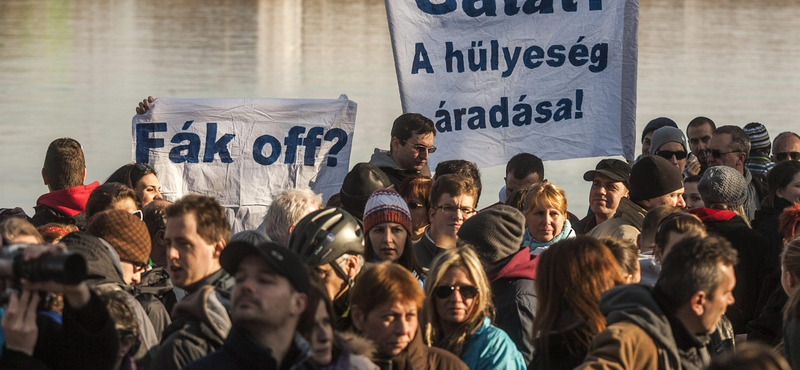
[287,207,364,267]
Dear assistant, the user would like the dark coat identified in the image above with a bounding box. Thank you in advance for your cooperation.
[372,330,468,370]
[691,208,772,334]
[752,197,793,269]
[183,327,313,370]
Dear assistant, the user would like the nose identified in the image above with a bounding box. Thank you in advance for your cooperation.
[395,316,414,337]
[131,271,142,284]
[455,209,466,221]
[676,195,686,208]
[154,189,163,200]
[418,148,429,160]
[167,245,179,261]
[383,228,393,244]
[453,289,464,303]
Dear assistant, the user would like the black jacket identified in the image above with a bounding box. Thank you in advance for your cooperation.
[752,197,793,269]
[183,327,313,370]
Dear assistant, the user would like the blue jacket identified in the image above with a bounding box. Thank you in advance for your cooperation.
[461,318,526,370]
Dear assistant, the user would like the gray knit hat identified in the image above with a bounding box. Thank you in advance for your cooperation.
[457,205,524,264]
[650,126,688,155]
[698,166,748,209]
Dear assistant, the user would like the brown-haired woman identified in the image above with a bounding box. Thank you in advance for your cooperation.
[531,236,624,370]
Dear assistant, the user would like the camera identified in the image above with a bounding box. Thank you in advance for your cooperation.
[0,244,87,285]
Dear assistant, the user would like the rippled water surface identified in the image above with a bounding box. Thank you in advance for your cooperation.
[2,0,799,214]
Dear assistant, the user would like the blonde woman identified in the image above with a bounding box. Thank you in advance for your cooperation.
[422,247,525,370]
[521,182,575,255]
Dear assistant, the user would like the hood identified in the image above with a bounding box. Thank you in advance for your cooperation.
[337,331,377,360]
[36,181,99,217]
[487,247,538,281]
[688,208,736,223]
[61,231,125,287]
[613,197,646,231]
[171,285,232,340]
[369,149,401,169]
[601,284,682,368]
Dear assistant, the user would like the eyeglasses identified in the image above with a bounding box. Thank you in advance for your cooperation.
[407,202,426,210]
[433,285,478,299]
[434,205,476,216]
[131,210,143,220]
[400,139,437,154]
[655,150,687,160]
[124,260,149,273]
[704,149,742,159]
[776,151,800,161]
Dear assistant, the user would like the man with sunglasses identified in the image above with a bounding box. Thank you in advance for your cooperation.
[650,126,698,178]
[414,174,479,269]
[369,113,437,188]
[772,131,800,163]
[707,125,768,221]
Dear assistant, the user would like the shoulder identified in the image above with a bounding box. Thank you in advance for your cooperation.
[427,346,469,369]
[182,350,237,370]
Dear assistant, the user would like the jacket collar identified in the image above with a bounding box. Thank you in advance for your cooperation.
[36,181,99,216]
[612,197,646,231]
[223,326,313,370]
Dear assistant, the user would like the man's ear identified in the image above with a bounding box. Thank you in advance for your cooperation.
[213,240,226,258]
[41,168,48,186]
[291,293,308,316]
[689,291,707,316]
[155,229,167,245]
[640,199,652,209]
[390,137,401,153]
[787,271,797,289]
[636,234,642,250]
[83,168,87,183]
[345,255,359,278]
[351,305,365,331]
[428,207,435,223]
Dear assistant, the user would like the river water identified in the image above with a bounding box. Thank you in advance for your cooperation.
[1,0,799,216]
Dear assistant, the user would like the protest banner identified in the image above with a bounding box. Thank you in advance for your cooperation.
[132,95,357,232]
[385,0,639,168]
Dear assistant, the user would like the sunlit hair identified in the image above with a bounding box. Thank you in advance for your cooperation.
[532,236,624,367]
[780,203,800,241]
[263,189,323,246]
[783,239,800,321]
[0,218,44,244]
[654,212,707,259]
[640,205,682,254]
[599,237,640,278]
[505,185,533,212]
[166,194,231,244]
[522,182,567,215]
[429,174,478,209]
[350,262,424,318]
[398,175,433,210]
[43,138,85,190]
[422,246,493,356]
[37,223,78,244]
[85,182,141,220]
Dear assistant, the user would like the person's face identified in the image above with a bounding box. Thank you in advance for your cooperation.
[369,222,408,263]
[434,266,477,326]
[135,173,163,207]
[310,301,334,366]
[112,197,139,213]
[429,193,476,237]
[119,261,144,285]
[391,132,435,171]
[642,131,654,156]
[683,182,704,210]
[589,174,628,218]
[313,263,346,302]
[524,200,566,242]
[777,173,800,204]
[406,198,429,231]
[699,263,736,334]
[654,142,687,172]
[164,213,221,289]
[353,299,418,357]
[642,188,686,210]
[773,135,800,163]
[687,123,713,165]
[231,257,305,329]
[505,172,541,199]
[707,133,743,170]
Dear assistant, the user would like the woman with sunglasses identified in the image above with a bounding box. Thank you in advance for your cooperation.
[422,247,525,370]
[753,161,800,267]
[530,236,624,370]
[106,163,163,207]
[398,175,432,242]
[363,189,426,281]
[521,182,575,255]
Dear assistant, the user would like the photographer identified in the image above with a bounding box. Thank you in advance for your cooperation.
[1,243,118,369]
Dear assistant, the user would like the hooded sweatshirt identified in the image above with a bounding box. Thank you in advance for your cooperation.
[578,284,710,370]
[485,247,538,366]
[31,181,99,228]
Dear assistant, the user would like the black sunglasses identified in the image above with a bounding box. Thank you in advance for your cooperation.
[433,285,478,299]
[655,150,687,160]
[704,149,742,159]
[400,139,437,154]
[776,152,800,161]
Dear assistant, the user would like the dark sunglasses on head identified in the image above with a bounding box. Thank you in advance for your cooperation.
[776,151,800,161]
[655,150,687,160]
[703,149,742,159]
[433,285,478,299]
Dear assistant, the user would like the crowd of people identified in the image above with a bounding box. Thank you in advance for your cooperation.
[1,105,800,370]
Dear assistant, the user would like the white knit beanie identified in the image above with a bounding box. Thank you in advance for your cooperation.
[363,188,413,234]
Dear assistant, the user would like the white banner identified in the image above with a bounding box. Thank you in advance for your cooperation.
[132,96,357,232]
[386,0,638,168]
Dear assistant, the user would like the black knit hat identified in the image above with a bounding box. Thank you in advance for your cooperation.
[339,163,394,220]
[457,205,525,264]
[629,156,684,203]
[641,117,678,142]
